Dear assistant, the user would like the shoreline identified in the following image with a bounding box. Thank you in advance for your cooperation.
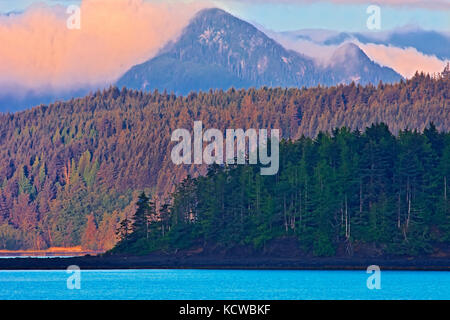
[0,247,102,257]
[0,255,449,271]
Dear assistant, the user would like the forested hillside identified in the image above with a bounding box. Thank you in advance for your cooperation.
[113,124,450,257]
[0,72,448,250]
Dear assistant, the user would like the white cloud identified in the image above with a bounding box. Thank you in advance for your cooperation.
[358,42,448,78]
[0,0,207,93]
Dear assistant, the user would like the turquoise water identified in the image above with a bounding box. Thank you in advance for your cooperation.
[0,269,449,300]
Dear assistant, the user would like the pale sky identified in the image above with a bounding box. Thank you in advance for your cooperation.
[214,1,450,32]
[1,0,449,32]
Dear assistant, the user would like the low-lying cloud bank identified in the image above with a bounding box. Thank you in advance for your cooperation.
[270,30,448,78]
[358,42,448,78]
[0,0,206,93]
[0,0,447,103]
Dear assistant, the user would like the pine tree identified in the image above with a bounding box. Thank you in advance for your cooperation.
[116,216,132,242]
[132,192,151,239]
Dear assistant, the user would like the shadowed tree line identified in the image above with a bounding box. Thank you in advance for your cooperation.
[113,123,450,257]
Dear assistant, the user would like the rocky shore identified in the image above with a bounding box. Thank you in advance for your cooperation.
[0,253,449,271]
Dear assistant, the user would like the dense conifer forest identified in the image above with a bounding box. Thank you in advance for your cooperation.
[0,72,448,252]
[113,123,450,256]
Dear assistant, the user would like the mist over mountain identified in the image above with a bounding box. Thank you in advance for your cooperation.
[324,42,401,84]
[117,8,319,93]
[327,30,450,60]
[0,8,405,113]
[117,8,402,95]
[283,27,450,60]
[0,8,406,113]
[0,88,93,113]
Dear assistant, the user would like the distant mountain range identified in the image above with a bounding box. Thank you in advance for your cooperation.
[7,7,449,112]
[282,28,450,60]
[117,8,401,95]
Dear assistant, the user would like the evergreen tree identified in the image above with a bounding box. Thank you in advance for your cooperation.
[131,192,151,239]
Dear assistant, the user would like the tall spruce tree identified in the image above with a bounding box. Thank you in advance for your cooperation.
[132,192,151,239]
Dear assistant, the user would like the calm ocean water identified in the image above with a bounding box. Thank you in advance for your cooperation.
[0,269,449,300]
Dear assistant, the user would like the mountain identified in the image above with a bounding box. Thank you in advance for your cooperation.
[117,8,320,93]
[117,8,401,94]
[0,8,402,113]
[285,28,450,60]
[324,29,450,60]
[325,43,401,84]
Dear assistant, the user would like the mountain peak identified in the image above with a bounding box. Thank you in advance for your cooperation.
[117,8,401,94]
[327,42,401,84]
[118,7,318,93]
[178,7,265,46]
[331,42,368,64]
[195,7,229,18]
